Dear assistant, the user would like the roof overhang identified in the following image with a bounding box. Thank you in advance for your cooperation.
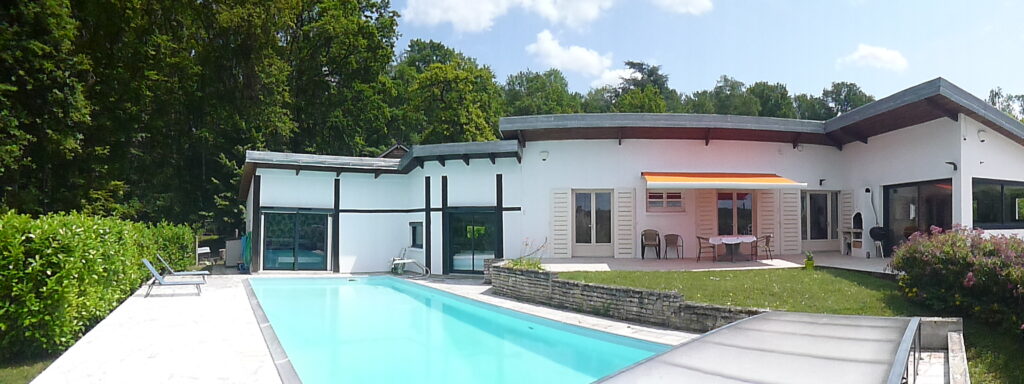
[642,172,807,190]
[824,77,1024,146]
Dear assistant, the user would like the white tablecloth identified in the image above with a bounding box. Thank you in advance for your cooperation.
[708,235,757,245]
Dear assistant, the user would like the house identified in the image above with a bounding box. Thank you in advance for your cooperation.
[239,78,1024,274]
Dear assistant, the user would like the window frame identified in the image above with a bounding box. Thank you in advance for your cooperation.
[409,221,424,248]
[646,190,686,213]
[973,178,1024,230]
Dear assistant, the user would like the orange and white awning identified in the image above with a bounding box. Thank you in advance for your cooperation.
[642,172,807,190]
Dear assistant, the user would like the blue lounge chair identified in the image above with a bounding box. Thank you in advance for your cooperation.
[156,254,210,282]
[142,259,204,297]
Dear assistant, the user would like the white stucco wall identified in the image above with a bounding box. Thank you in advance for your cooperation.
[960,115,1024,237]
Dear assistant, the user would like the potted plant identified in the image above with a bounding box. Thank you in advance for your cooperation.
[804,251,814,270]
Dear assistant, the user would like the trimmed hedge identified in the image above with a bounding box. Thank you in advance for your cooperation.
[0,212,195,360]
[891,226,1024,334]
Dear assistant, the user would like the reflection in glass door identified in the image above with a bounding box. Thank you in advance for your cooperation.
[446,209,499,274]
[717,192,753,235]
[573,191,613,257]
[883,179,953,256]
[263,212,328,271]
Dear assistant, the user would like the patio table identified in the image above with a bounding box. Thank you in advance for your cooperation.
[708,235,757,262]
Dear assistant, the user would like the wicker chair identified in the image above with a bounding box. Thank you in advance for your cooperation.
[664,234,683,259]
[752,234,774,261]
[640,229,661,259]
[696,236,716,262]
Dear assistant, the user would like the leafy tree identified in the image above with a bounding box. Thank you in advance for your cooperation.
[680,90,716,114]
[618,61,683,112]
[582,86,616,113]
[711,75,760,116]
[409,60,502,144]
[987,87,1024,122]
[0,0,92,214]
[793,94,836,120]
[502,69,582,116]
[388,39,468,145]
[747,81,797,118]
[822,81,875,115]
[614,86,667,113]
[288,0,399,156]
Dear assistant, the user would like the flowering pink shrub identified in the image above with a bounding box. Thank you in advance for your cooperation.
[890,226,1024,334]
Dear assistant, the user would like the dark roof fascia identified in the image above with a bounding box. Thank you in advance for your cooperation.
[824,77,1024,142]
[500,113,825,137]
[397,140,521,172]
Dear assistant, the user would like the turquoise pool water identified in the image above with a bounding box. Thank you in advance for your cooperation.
[249,277,668,383]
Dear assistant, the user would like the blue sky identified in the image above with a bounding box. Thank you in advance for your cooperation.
[393,0,1024,99]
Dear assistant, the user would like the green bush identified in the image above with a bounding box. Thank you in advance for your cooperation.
[0,212,194,360]
[890,226,1024,334]
[504,257,544,271]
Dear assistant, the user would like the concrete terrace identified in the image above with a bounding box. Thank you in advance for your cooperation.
[541,252,895,274]
[31,273,694,384]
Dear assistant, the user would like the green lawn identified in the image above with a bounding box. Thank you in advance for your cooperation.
[560,268,1023,383]
[0,357,55,384]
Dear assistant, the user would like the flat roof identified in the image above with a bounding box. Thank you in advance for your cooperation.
[599,311,920,384]
[500,77,1024,148]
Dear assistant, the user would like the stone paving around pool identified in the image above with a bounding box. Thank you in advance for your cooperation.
[31,274,694,384]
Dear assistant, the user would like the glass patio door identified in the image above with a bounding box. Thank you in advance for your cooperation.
[263,212,328,271]
[446,209,499,274]
[573,190,613,257]
[717,192,753,235]
[800,191,840,251]
[883,180,952,255]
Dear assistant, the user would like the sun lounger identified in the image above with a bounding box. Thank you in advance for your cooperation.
[142,259,204,297]
[156,254,210,282]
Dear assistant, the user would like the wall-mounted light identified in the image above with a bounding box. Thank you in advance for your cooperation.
[977,129,988,143]
[945,161,958,171]
[539,150,549,162]
[794,144,805,152]
[819,179,826,186]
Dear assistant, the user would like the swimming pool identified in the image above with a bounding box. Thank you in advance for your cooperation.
[248,277,669,383]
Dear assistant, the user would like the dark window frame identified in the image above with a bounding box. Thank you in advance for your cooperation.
[410,221,424,249]
[973,178,1024,230]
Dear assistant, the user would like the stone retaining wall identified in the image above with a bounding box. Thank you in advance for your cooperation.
[490,265,764,333]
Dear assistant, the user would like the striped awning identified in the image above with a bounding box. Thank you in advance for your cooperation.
[643,172,807,190]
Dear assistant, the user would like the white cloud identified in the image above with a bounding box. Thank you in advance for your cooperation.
[591,68,639,88]
[649,0,713,14]
[526,30,612,77]
[837,44,909,72]
[403,0,615,32]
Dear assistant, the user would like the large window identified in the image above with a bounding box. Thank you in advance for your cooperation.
[973,178,1024,229]
[410,222,423,248]
[647,191,685,212]
[717,192,753,235]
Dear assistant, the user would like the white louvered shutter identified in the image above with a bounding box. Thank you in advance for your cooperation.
[779,189,802,255]
[755,190,779,241]
[696,189,717,237]
[550,189,571,258]
[839,190,854,230]
[613,188,636,258]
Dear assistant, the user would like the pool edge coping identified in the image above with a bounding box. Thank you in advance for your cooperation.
[243,278,302,384]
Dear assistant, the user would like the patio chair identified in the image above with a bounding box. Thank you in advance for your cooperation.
[752,234,774,261]
[696,236,716,262]
[156,254,210,282]
[664,234,683,259]
[640,229,661,259]
[142,259,204,297]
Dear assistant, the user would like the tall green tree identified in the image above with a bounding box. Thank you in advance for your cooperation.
[680,90,716,114]
[618,61,683,112]
[409,60,502,144]
[822,81,875,115]
[614,86,667,113]
[502,69,582,116]
[793,94,836,120]
[388,39,467,144]
[0,0,92,214]
[288,0,399,157]
[711,75,760,116]
[747,81,797,118]
[987,87,1024,122]
[582,86,616,113]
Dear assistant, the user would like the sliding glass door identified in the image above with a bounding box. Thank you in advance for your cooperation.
[263,212,329,271]
[445,209,500,274]
[883,179,952,256]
